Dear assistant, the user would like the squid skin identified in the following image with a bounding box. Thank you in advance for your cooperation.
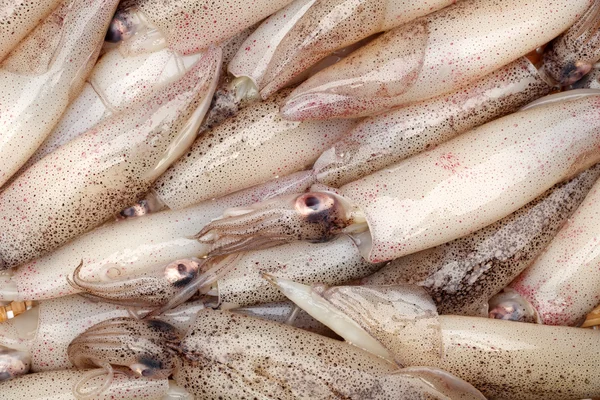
[280,0,592,121]
[314,57,552,187]
[0,48,221,269]
[68,310,485,399]
[272,278,600,400]
[361,164,600,316]
[493,175,600,326]
[0,0,63,62]
[15,47,202,178]
[196,93,600,263]
[152,90,356,210]
[108,0,294,56]
[0,0,69,75]
[236,0,456,99]
[0,171,314,301]
[0,0,119,188]
[0,370,175,400]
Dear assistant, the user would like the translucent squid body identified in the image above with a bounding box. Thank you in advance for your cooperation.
[0,370,187,400]
[66,310,485,399]
[280,0,593,120]
[313,57,553,187]
[197,93,600,264]
[228,0,455,99]
[106,0,294,56]
[490,171,600,326]
[151,90,356,211]
[0,48,221,269]
[0,172,314,301]
[270,277,600,400]
[0,0,119,187]
[0,0,63,61]
[361,164,600,316]
[15,47,202,177]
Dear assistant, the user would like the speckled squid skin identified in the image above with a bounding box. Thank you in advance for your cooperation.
[175,309,483,399]
[216,237,382,308]
[153,90,356,210]
[0,0,63,62]
[283,282,600,400]
[0,49,221,268]
[0,370,170,399]
[280,0,592,121]
[508,175,600,326]
[362,164,600,316]
[315,57,552,187]
[0,0,69,75]
[0,171,314,300]
[0,0,119,188]
[257,0,456,99]
[340,94,600,263]
[12,48,202,180]
[127,0,294,55]
[542,1,600,86]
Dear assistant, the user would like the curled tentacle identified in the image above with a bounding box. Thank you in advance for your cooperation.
[68,317,180,381]
[195,192,365,257]
[0,345,30,381]
[73,364,118,399]
[488,289,540,323]
[67,259,205,308]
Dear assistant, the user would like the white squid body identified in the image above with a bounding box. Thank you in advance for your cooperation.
[505,176,600,326]
[114,0,294,56]
[338,94,600,263]
[229,0,455,99]
[152,90,356,210]
[0,49,221,269]
[281,0,592,120]
[0,0,119,187]
[273,278,600,400]
[0,370,181,400]
[0,172,314,301]
[313,57,552,187]
[0,0,63,62]
[17,47,202,175]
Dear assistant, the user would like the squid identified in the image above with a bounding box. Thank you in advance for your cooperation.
[228,0,455,99]
[361,164,600,316]
[270,277,600,400]
[0,0,119,187]
[280,0,594,120]
[0,171,314,301]
[489,171,600,326]
[150,90,357,211]
[0,48,221,269]
[0,0,63,62]
[14,47,202,178]
[68,236,382,314]
[313,57,553,187]
[197,92,600,264]
[0,370,189,399]
[106,0,294,56]
[66,311,485,399]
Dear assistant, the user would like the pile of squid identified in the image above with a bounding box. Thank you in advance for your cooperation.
[1,0,600,398]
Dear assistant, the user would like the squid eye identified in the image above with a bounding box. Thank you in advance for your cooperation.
[164,259,200,288]
[295,193,337,217]
[561,61,593,86]
[130,356,165,378]
[0,346,30,381]
[105,11,134,43]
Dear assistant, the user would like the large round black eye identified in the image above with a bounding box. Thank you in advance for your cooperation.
[164,259,200,287]
[105,11,134,43]
[295,193,336,216]
[304,196,320,210]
